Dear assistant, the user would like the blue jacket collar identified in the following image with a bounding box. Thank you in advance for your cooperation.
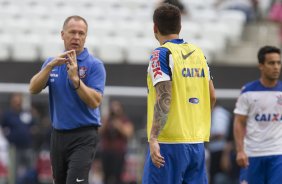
[163,38,185,44]
[77,48,89,62]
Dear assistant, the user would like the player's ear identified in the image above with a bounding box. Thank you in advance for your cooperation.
[153,24,158,34]
[258,63,264,72]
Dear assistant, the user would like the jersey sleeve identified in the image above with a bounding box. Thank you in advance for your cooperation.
[87,62,106,95]
[148,47,172,86]
[233,88,249,116]
[41,57,53,87]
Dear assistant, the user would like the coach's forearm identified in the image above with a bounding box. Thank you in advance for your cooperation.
[75,79,102,109]
[29,65,53,94]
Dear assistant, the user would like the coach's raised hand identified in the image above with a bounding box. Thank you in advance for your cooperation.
[47,50,73,68]
[66,50,79,82]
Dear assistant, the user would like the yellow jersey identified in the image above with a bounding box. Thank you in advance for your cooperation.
[147,39,211,143]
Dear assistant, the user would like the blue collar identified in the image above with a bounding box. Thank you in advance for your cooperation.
[163,38,185,44]
[77,48,89,62]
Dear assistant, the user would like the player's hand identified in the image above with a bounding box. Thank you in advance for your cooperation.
[149,138,165,168]
[236,151,249,168]
[47,50,73,68]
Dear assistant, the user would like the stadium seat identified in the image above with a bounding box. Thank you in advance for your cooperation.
[139,22,154,38]
[11,34,40,62]
[85,35,101,57]
[11,42,39,62]
[200,22,229,53]
[188,37,214,63]
[31,18,61,36]
[0,3,20,19]
[115,20,144,38]
[105,6,132,21]
[98,36,125,64]
[78,7,107,21]
[181,21,202,40]
[218,10,247,45]
[0,33,13,46]
[125,37,158,64]
[0,45,10,62]
[39,35,64,62]
[2,17,31,34]
[21,3,49,19]
[88,20,116,38]
[190,9,218,22]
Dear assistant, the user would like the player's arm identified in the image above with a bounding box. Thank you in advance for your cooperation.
[29,51,72,94]
[204,56,216,110]
[150,80,172,140]
[233,113,249,168]
[209,80,216,109]
[149,80,172,168]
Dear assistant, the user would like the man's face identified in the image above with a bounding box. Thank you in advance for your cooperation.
[260,52,281,81]
[10,94,22,112]
[61,19,87,54]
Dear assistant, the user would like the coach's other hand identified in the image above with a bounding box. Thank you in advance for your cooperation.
[47,50,73,68]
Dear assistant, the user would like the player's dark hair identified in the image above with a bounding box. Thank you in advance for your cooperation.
[153,3,181,35]
[258,46,281,64]
[63,15,88,30]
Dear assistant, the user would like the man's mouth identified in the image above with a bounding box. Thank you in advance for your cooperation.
[71,43,79,47]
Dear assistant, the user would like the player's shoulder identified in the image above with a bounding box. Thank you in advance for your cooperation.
[152,47,170,55]
[277,80,282,88]
[241,80,261,94]
[241,80,282,94]
[150,47,171,61]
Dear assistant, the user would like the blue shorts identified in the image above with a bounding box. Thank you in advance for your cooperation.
[239,155,282,184]
[142,143,207,184]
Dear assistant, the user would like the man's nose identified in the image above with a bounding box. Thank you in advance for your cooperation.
[73,33,80,39]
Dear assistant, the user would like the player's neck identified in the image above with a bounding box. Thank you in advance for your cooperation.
[158,34,179,45]
[259,77,278,88]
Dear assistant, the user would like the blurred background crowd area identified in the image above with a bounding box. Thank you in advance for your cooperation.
[0,0,281,64]
[0,0,282,184]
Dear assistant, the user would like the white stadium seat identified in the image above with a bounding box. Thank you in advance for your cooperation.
[218,10,247,44]
[125,37,158,64]
[39,35,65,62]
[0,45,10,62]
[11,42,38,62]
[98,36,126,64]
[11,34,40,62]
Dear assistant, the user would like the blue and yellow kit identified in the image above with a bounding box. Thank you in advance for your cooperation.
[147,39,211,143]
